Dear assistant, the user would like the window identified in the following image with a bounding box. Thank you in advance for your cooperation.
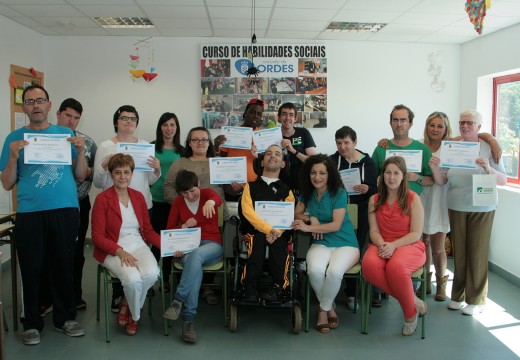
[493,73,520,185]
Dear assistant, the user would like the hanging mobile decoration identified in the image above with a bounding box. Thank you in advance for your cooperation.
[128,37,158,83]
[465,0,490,35]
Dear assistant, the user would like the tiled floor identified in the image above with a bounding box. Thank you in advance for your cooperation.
[2,245,520,360]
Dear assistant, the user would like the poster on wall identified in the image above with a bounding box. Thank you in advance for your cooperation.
[200,44,327,129]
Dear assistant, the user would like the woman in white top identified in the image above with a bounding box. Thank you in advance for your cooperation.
[93,105,161,209]
[430,110,506,316]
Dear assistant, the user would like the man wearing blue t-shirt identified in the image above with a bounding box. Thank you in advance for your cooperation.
[0,85,88,345]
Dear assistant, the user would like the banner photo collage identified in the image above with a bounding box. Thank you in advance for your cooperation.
[200,44,327,130]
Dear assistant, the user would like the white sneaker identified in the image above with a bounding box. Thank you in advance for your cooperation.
[462,304,485,316]
[447,300,466,310]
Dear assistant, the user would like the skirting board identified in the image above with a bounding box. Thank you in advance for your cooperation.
[489,261,520,289]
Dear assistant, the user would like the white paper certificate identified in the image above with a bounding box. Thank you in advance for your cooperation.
[23,133,72,165]
[439,141,479,169]
[116,143,154,171]
[255,201,294,230]
[252,127,283,153]
[220,126,253,149]
[160,228,201,257]
[339,168,361,195]
[209,157,247,184]
[385,150,423,173]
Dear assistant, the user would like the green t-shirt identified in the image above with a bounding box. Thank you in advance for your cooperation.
[150,148,181,203]
[372,139,432,194]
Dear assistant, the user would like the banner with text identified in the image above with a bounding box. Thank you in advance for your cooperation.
[201,44,327,129]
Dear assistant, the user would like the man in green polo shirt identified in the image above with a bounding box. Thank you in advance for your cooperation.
[372,104,433,195]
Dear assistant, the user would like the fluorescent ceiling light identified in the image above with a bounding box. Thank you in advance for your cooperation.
[325,21,386,33]
[93,17,155,29]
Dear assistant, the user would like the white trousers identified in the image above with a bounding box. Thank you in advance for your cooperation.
[306,244,360,311]
[103,245,159,321]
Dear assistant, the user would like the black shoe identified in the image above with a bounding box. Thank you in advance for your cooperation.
[372,292,382,308]
[76,300,87,310]
[242,287,258,303]
[260,284,281,303]
[111,296,122,313]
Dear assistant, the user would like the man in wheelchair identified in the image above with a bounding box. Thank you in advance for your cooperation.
[238,144,295,303]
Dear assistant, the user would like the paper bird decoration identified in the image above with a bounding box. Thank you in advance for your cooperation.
[142,73,158,82]
[129,55,140,61]
[465,0,488,35]
[129,69,145,78]
[30,67,37,77]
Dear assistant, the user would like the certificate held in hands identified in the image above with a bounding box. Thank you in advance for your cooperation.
[116,142,154,171]
[220,126,253,149]
[255,201,294,230]
[209,157,247,184]
[439,141,479,169]
[161,228,201,257]
[24,133,72,165]
[385,149,422,173]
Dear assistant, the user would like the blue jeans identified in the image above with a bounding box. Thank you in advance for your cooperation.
[175,240,223,321]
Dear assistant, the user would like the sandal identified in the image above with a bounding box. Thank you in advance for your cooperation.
[125,317,138,336]
[327,302,339,329]
[317,307,330,334]
[117,298,129,327]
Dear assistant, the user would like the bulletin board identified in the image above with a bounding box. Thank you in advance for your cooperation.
[10,64,44,131]
[8,64,45,210]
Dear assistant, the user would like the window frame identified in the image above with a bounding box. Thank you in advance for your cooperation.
[492,73,520,186]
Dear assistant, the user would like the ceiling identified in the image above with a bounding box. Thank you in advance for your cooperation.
[1,0,519,44]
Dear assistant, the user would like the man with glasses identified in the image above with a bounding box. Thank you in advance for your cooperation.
[279,102,317,195]
[372,104,434,195]
[0,85,88,345]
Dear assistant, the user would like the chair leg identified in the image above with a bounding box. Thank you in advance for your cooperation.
[96,265,101,321]
[223,262,228,327]
[305,274,310,332]
[421,267,427,339]
[159,265,168,336]
[103,269,111,343]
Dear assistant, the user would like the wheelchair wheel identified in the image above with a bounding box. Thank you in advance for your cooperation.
[229,304,238,333]
[291,303,302,334]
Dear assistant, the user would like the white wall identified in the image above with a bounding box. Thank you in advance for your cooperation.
[42,36,461,157]
[461,23,520,279]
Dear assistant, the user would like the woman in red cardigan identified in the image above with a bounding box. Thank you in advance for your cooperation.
[162,170,223,343]
[91,154,160,336]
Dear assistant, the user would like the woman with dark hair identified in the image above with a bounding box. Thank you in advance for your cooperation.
[93,105,160,208]
[292,154,359,334]
[163,126,227,305]
[329,126,377,309]
[92,154,160,336]
[149,112,184,292]
[362,156,427,336]
[93,105,161,311]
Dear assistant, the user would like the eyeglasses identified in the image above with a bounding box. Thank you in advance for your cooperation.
[391,118,409,124]
[459,120,475,126]
[190,138,209,144]
[118,116,138,122]
[23,98,48,106]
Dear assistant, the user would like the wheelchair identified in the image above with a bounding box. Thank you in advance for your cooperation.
[227,229,303,334]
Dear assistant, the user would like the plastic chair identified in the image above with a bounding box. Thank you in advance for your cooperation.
[361,265,427,338]
[96,264,168,342]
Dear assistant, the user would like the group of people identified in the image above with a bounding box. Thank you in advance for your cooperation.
[0,87,506,346]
